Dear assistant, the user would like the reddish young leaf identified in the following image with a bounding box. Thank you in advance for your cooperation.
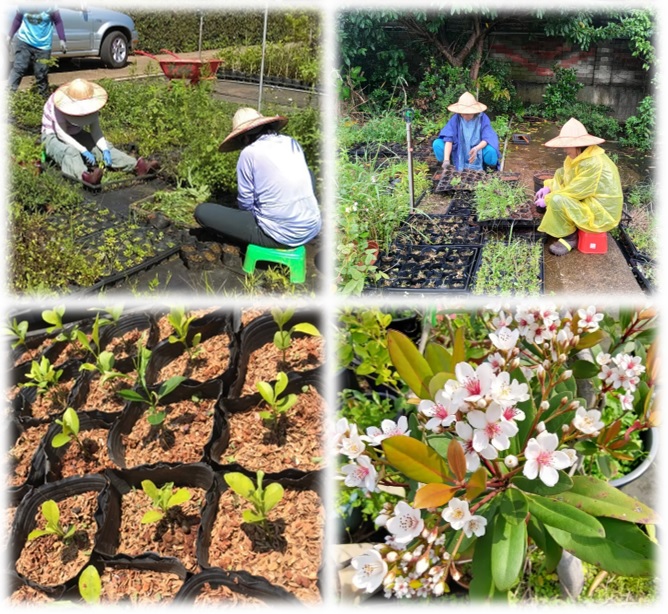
[465,467,488,501]
[414,483,458,509]
[448,439,467,482]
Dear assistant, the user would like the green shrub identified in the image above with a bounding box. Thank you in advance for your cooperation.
[542,66,583,119]
[621,95,655,151]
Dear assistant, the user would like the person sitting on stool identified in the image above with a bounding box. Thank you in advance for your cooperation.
[194,107,321,249]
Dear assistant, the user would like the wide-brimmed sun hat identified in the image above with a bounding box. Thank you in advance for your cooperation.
[219,107,288,152]
[53,78,108,116]
[544,117,606,148]
[447,91,487,114]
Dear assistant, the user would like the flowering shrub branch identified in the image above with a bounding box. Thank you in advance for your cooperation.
[336,305,658,599]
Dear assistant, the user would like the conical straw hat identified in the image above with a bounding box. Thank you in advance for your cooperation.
[447,91,487,114]
[219,107,288,152]
[53,79,108,116]
[544,117,605,148]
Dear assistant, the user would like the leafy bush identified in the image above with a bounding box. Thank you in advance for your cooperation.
[542,66,583,119]
[10,164,85,214]
[621,95,655,151]
[338,112,407,149]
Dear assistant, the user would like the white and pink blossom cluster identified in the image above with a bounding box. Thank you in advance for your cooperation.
[597,352,645,410]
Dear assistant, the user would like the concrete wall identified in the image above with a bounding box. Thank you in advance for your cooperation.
[487,33,650,120]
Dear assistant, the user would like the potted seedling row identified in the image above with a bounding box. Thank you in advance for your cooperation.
[393,214,483,246]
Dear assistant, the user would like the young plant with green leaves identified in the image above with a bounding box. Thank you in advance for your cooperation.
[3,317,29,350]
[224,470,284,530]
[77,314,127,384]
[116,341,186,427]
[21,356,63,396]
[271,308,321,366]
[27,499,76,543]
[140,479,192,524]
[473,176,530,221]
[42,305,80,343]
[256,372,298,428]
[167,306,202,359]
[341,305,658,600]
[51,407,86,452]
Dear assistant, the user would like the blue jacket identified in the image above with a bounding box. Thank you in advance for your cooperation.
[438,112,500,170]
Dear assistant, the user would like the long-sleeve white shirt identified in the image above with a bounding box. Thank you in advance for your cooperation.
[41,93,109,153]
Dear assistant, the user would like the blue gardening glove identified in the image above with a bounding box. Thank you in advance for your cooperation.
[102,150,113,167]
[82,150,96,166]
[59,40,67,53]
[535,186,551,201]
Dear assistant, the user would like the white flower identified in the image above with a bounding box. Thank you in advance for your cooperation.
[620,390,635,411]
[454,421,483,471]
[577,306,604,332]
[468,403,518,453]
[490,371,530,408]
[523,431,572,487]
[492,310,514,329]
[418,389,458,432]
[489,326,520,351]
[339,427,366,459]
[441,498,471,530]
[351,549,387,593]
[341,455,378,492]
[462,514,488,538]
[453,362,494,405]
[501,405,526,424]
[487,352,506,372]
[386,501,424,544]
[333,417,352,444]
[572,407,604,435]
[364,416,409,446]
[596,352,612,366]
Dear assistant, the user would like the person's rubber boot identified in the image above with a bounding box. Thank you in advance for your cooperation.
[82,167,103,185]
[135,157,160,176]
[548,231,578,256]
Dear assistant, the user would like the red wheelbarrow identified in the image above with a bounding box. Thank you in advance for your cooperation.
[135,49,222,84]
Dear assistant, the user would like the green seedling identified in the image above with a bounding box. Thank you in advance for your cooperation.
[51,407,83,450]
[449,176,462,187]
[27,499,76,543]
[3,317,29,350]
[271,308,320,365]
[140,480,191,524]
[167,306,202,359]
[21,356,63,396]
[117,340,186,427]
[256,372,298,426]
[80,350,128,385]
[78,565,102,604]
[42,305,79,343]
[224,470,284,529]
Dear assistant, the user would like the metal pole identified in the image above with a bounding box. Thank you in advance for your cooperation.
[258,6,268,112]
[198,12,203,61]
[405,108,415,212]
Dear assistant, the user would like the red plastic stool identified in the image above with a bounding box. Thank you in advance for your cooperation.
[577,230,608,254]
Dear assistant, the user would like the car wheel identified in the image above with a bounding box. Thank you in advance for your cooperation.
[100,31,128,68]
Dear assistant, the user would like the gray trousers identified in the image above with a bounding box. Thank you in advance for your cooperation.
[9,39,50,97]
[42,132,137,181]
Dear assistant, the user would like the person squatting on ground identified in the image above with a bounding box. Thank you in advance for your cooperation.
[432,91,500,172]
[41,78,159,185]
[8,6,67,98]
[195,107,322,249]
[535,117,623,256]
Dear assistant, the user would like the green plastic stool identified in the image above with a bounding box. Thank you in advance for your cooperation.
[243,244,307,283]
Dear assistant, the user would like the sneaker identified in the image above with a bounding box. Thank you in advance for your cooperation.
[548,232,578,256]
[82,167,103,185]
[135,157,160,176]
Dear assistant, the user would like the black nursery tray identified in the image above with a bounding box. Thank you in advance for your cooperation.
[629,257,657,294]
[476,201,543,230]
[373,244,481,293]
[434,168,521,193]
[616,223,653,262]
[393,214,483,246]
[44,201,128,241]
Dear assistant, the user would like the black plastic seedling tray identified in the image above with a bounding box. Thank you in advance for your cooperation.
[394,214,483,246]
[373,244,482,293]
[434,168,521,193]
[475,201,543,230]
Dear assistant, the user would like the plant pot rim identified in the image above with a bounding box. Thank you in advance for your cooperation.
[609,427,658,488]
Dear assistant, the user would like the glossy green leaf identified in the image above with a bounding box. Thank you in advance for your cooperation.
[116,389,147,403]
[500,488,528,524]
[51,433,72,448]
[387,330,432,399]
[571,359,600,379]
[224,472,255,498]
[491,511,526,591]
[141,480,160,502]
[41,499,60,525]
[469,522,496,600]
[274,371,289,396]
[79,565,101,604]
[552,475,658,524]
[426,434,451,458]
[465,467,487,501]
[428,372,455,400]
[452,326,466,367]
[167,488,191,509]
[382,435,450,484]
[256,381,275,404]
[27,528,52,541]
[263,482,285,513]
[527,516,562,573]
[512,471,573,496]
[546,517,656,576]
[141,510,164,524]
[424,343,452,374]
[243,509,264,523]
[576,329,606,350]
[527,494,605,537]
[292,322,321,337]
[159,375,187,398]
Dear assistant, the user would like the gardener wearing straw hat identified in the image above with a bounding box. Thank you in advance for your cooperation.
[41,78,159,185]
[194,107,321,248]
[433,91,500,172]
[535,118,623,256]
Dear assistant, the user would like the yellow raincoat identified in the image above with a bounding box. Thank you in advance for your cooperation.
[537,145,623,237]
